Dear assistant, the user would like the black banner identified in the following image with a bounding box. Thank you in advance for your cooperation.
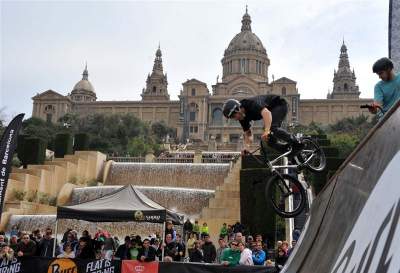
[1,257,276,273]
[159,262,276,273]
[0,113,24,220]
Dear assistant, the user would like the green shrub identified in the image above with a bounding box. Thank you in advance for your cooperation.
[328,133,359,159]
[54,133,73,158]
[26,190,38,202]
[37,192,50,205]
[74,133,90,151]
[87,179,98,187]
[48,196,57,206]
[13,189,26,201]
[18,137,46,167]
[68,176,78,185]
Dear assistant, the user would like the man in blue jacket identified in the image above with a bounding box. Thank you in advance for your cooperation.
[371,57,400,117]
[252,241,266,265]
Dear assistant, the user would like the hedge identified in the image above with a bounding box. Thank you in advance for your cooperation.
[18,137,46,167]
[54,133,73,158]
[74,133,90,151]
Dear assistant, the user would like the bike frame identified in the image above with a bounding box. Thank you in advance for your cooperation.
[248,141,317,172]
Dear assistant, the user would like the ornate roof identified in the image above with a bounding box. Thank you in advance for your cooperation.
[225,7,266,55]
[71,64,96,94]
[273,77,297,84]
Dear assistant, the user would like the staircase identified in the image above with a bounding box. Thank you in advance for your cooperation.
[198,158,241,240]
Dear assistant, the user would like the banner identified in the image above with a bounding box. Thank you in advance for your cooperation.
[122,261,158,273]
[389,0,400,72]
[2,257,276,273]
[158,262,276,273]
[15,257,121,273]
[0,113,24,221]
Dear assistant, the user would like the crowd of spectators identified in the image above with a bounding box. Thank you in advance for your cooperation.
[1,221,298,271]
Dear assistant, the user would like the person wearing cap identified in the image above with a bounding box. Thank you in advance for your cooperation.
[165,221,176,241]
[371,57,400,117]
[246,236,254,249]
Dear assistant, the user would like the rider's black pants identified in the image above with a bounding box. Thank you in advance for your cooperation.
[266,99,298,153]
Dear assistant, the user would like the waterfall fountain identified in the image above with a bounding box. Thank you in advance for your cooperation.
[106,163,230,189]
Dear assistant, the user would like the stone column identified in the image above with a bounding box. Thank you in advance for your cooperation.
[208,135,217,151]
[145,153,155,163]
[193,150,202,163]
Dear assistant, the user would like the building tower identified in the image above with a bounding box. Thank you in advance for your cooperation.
[70,64,97,102]
[141,46,170,101]
[328,41,360,99]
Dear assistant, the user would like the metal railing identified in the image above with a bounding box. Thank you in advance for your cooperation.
[108,157,145,163]
[154,158,194,163]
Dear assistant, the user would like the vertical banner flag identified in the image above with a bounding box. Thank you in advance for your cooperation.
[0,113,24,221]
[389,0,400,72]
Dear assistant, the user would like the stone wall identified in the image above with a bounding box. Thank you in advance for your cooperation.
[0,151,106,230]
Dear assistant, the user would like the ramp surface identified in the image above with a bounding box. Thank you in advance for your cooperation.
[283,101,400,273]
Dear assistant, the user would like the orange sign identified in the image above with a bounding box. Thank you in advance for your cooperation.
[122,261,159,273]
[47,258,78,273]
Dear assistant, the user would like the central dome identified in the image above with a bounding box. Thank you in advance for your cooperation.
[73,79,95,93]
[225,9,266,55]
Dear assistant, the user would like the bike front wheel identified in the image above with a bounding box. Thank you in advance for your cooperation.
[265,173,306,218]
[296,137,326,172]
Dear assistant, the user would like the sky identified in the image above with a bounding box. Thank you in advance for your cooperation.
[0,0,389,122]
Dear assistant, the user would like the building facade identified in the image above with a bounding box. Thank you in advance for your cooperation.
[32,9,372,144]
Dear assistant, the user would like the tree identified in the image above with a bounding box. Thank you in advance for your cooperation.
[328,133,359,158]
[127,137,151,156]
[151,121,176,141]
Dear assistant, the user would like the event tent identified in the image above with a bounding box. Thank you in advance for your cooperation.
[53,185,184,256]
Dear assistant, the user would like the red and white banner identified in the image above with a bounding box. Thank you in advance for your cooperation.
[122,261,159,273]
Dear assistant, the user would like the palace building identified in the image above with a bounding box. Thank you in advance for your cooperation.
[32,8,372,144]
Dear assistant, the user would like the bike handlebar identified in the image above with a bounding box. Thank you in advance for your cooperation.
[360,104,383,112]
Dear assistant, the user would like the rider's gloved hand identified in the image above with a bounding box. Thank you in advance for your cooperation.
[241,149,249,156]
[261,130,271,142]
[368,104,378,114]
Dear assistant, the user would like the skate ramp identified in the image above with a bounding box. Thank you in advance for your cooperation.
[283,100,400,273]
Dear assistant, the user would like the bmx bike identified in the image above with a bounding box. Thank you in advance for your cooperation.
[246,135,326,218]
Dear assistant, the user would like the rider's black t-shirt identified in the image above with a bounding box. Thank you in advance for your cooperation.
[239,95,283,131]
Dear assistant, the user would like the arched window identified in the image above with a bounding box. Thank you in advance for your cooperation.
[212,108,223,125]
[152,86,156,93]
[189,103,198,122]
[344,83,348,91]
[282,87,287,96]
[240,59,246,73]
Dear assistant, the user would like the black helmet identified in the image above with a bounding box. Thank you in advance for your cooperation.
[223,99,240,118]
[372,57,394,73]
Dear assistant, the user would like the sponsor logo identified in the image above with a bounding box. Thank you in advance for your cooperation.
[134,210,144,221]
[48,259,77,273]
[134,265,145,272]
[330,152,400,273]
[86,259,115,273]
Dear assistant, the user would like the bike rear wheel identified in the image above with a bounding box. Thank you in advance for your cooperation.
[296,137,326,172]
[265,173,306,218]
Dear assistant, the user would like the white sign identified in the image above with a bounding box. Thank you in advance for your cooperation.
[331,152,400,273]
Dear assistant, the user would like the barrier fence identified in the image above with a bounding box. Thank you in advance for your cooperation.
[3,257,276,273]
